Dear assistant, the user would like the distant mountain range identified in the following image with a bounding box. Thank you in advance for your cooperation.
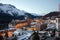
[44,11,60,17]
[25,13,42,19]
[0,3,42,22]
[44,11,60,19]
[1,3,60,22]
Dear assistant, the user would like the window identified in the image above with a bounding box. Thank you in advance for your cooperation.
[58,19,60,23]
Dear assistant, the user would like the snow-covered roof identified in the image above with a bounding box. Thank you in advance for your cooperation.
[47,23,56,29]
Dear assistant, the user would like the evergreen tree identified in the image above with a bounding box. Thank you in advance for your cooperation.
[32,32,40,40]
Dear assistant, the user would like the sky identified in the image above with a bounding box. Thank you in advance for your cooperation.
[0,0,60,15]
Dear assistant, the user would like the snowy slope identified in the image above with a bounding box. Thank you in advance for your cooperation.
[13,29,33,40]
[0,3,24,16]
[0,3,41,16]
[0,3,42,20]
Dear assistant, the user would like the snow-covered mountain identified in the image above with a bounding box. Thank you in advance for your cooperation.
[0,3,24,16]
[0,3,26,20]
[0,3,42,20]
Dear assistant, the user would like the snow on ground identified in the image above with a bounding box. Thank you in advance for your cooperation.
[13,29,33,40]
[17,32,33,40]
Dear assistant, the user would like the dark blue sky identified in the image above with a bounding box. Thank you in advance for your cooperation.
[0,0,60,15]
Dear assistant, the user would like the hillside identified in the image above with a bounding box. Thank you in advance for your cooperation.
[44,11,60,17]
[0,3,42,21]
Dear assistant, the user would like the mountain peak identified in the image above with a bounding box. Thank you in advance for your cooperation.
[0,3,24,16]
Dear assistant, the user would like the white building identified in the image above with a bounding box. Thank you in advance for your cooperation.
[55,18,60,37]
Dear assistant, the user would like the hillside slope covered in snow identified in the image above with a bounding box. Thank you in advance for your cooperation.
[0,3,42,21]
[0,3,25,20]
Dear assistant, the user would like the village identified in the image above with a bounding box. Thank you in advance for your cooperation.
[0,12,60,40]
[0,1,60,40]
